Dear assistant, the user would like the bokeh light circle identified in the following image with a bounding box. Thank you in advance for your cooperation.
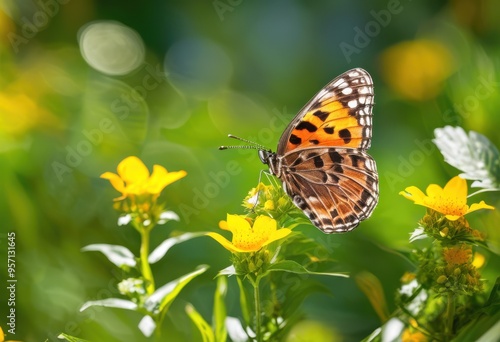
[78,21,145,76]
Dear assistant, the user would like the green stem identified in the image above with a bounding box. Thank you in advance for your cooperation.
[140,227,155,294]
[445,293,455,340]
[253,277,262,342]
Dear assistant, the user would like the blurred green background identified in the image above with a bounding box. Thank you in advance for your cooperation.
[1,0,500,341]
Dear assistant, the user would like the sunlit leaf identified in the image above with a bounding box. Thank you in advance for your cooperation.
[57,333,91,342]
[79,298,138,312]
[148,232,207,264]
[409,227,428,243]
[433,126,500,189]
[185,303,214,342]
[218,265,237,277]
[157,210,180,224]
[81,244,137,268]
[138,315,156,338]
[355,271,390,323]
[213,276,227,342]
[361,318,405,342]
[265,260,349,278]
[144,265,209,313]
[225,317,248,342]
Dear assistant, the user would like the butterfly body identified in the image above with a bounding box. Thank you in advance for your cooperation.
[260,68,379,233]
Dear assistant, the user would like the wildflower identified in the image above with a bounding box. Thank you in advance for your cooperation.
[101,156,186,201]
[207,214,291,253]
[399,176,494,220]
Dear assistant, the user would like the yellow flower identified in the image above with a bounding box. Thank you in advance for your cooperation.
[472,252,486,268]
[401,272,416,284]
[399,176,494,220]
[443,245,472,266]
[101,156,186,200]
[207,214,291,253]
[402,328,428,342]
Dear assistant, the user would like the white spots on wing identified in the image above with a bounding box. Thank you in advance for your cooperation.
[341,87,353,95]
[348,99,358,108]
[359,85,371,94]
[365,196,375,207]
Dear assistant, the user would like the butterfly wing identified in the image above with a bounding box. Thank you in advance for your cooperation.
[280,147,379,233]
[277,68,374,155]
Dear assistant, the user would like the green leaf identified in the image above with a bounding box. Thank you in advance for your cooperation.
[148,232,207,264]
[79,298,138,312]
[236,276,251,326]
[265,260,349,278]
[484,276,500,312]
[453,310,500,342]
[81,244,137,268]
[433,126,500,190]
[57,333,91,342]
[213,276,227,342]
[144,265,209,314]
[185,303,215,342]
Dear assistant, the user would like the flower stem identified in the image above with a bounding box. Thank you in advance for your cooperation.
[445,293,455,339]
[253,277,262,342]
[140,227,155,294]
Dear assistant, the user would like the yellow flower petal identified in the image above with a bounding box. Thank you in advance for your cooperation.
[219,220,229,231]
[117,156,150,184]
[253,215,276,235]
[100,171,126,193]
[262,228,292,247]
[425,184,444,198]
[467,200,495,214]
[226,214,251,235]
[399,186,427,203]
[443,176,467,201]
[147,166,187,194]
[100,172,129,200]
[206,232,240,253]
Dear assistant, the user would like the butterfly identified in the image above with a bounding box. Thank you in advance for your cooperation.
[221,68,379,233]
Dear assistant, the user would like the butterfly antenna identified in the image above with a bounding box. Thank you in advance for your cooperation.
[219,134,268,151]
